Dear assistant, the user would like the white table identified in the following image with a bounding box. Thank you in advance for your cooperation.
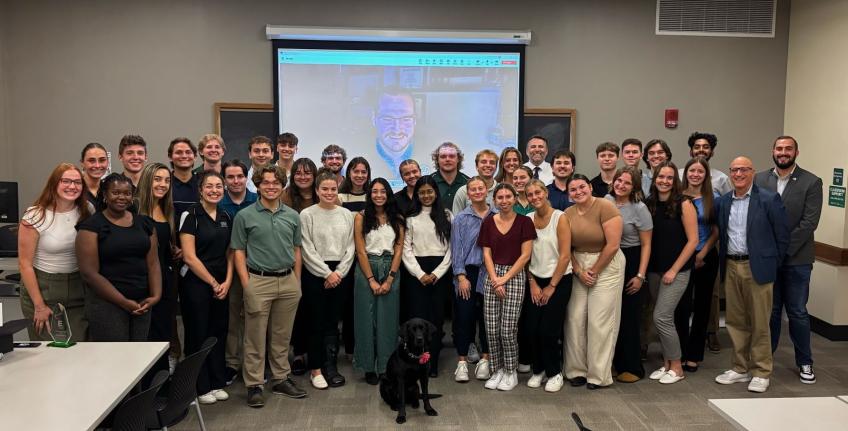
[709,397,848,431]
[0,342,168,430]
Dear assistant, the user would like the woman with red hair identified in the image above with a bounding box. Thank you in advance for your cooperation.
[18,163,93,341]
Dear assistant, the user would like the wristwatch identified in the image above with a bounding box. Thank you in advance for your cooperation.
[636,273,646,282]
[388,271,397,279]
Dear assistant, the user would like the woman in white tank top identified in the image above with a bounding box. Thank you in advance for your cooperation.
[523,180,573,393]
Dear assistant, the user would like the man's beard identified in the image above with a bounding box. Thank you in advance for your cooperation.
[774,155,795,169]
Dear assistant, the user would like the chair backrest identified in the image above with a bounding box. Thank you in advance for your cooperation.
[157,336,217,427]
[111,370,169,431]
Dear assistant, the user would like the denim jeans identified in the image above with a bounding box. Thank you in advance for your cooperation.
[769,263,813,366]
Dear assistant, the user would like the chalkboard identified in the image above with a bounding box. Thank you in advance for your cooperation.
[521,109,576,162]
[214,103,275,163]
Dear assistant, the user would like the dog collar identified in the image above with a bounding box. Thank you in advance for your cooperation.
[402,342,431,364]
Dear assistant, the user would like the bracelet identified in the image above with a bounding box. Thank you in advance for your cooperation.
[367,276,376,281]
[636,273,646,282]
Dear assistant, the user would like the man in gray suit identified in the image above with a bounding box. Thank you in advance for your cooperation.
[754,135,823,384]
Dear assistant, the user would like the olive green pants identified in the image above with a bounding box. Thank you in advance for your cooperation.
[19,269,88,342]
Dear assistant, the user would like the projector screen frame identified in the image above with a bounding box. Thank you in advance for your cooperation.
[271,39,526,176]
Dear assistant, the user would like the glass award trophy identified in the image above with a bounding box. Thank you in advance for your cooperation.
[47,303,75,347]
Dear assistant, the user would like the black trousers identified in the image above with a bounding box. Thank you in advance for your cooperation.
[144,267,175,385]
[675,248,719,363]
[523,274,572,377]
[613,246,645,378]
[453,265,489,356]
[179,272,229,395]
[404,256,451,368]
[291,300,308,357]
[302,261,347,370]
[341,266,356,355]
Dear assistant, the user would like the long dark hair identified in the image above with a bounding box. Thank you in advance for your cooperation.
[681,157,715,225]
[96,173,135,212]
[339,157,371,194]
[408,175,451,244]
[287,158,319,212]
[362,178,404,242]
[646,161,685,218]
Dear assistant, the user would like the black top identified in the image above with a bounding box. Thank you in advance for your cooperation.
[77,212,152,300]
[590,174,611,198]
[394,189,415,216]
[150,218,173,288]
[172,173,199,224]
[649,199,694,273]
[179,204,232,281]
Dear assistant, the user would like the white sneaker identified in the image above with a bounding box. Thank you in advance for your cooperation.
[715,370,753,385]
[454,361,470,382]
[497,371,518,391]
[799,365,816,384]
[527,373,546,388]
[211,389,229,401]
[545,373,564,392]
[517,363,531,373]
[649,367,667,380]
[197,391,217,404]
[475,359,491,380]
[310,373,329,389]
[659,370,685,384]
[467,343,480,363]
[485,369,504,390]
[748,377,770,393]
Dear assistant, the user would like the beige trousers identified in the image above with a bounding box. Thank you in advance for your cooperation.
[565,250,625,386]
[242,273,301,387]
[724,259,773,378]
[225,276,244,370]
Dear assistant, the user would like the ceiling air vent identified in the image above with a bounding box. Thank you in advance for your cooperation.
[656,0,776,38]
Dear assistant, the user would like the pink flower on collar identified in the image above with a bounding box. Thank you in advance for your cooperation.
[419,352,431,365]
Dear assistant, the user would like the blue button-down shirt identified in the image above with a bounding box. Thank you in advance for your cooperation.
[450,205,495,294]
[727,186,752,255]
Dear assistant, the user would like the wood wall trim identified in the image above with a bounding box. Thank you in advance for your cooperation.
[814,241,848,266]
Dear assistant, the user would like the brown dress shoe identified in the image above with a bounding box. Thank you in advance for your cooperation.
[616,372,641,383]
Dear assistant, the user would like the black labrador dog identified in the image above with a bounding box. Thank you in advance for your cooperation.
[379,318,441,424]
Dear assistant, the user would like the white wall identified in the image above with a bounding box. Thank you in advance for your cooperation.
[1,0,790,206]
[784,0,848,326]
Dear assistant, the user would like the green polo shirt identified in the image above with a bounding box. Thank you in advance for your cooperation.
[432,171,469,210]
[230,200,301,272]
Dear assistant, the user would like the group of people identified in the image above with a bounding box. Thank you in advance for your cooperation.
[17,129,822,409]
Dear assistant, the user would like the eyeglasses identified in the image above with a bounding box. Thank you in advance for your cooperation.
[59,178,83,187]
[729,167,753,174]
[377,115,415,127]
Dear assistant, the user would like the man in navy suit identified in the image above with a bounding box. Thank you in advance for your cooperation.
[755,136,822,385]
[714,156,789,393]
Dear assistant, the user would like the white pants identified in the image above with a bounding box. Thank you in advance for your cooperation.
[565,250,625,386]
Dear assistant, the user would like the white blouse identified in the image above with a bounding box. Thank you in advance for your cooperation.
[402,206,453,280]
[364,223,397,255]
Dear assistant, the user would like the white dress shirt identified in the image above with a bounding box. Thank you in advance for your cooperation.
[524,161,554,185]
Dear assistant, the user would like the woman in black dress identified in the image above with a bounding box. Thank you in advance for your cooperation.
[77,173,161,341]
[136,163,176,375]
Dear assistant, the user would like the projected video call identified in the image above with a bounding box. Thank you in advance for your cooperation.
[277,49,521,188]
